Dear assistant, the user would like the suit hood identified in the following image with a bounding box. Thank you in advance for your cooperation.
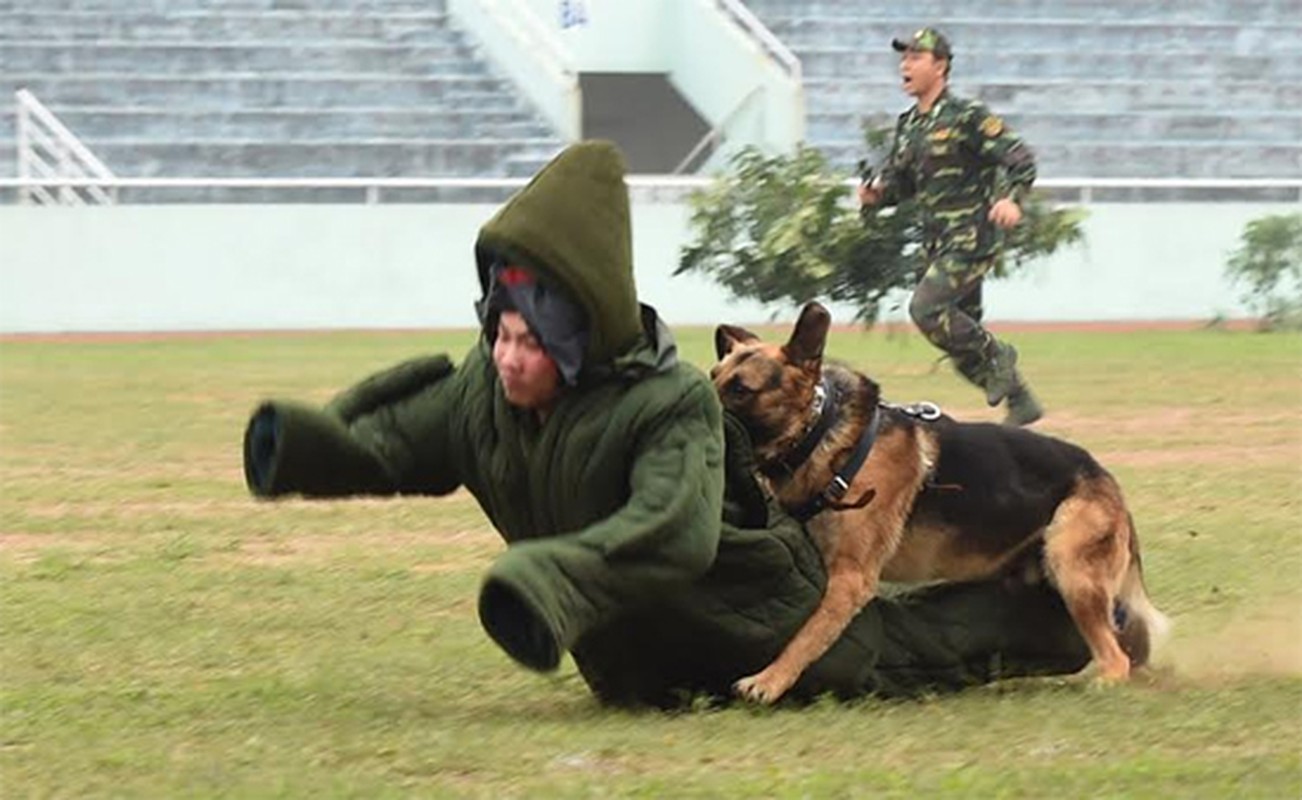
[475,141,643,369]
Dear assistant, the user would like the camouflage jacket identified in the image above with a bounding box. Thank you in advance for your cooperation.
[878,90,1036,260]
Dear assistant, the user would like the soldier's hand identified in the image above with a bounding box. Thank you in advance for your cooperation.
[989,198,1023,229]
[857,183,882,207]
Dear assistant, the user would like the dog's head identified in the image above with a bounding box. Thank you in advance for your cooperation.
[711,302,831,449]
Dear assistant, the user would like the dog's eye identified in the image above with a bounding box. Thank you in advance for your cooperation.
[726,376,754,397]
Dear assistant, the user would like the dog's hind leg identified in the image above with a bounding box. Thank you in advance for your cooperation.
[1114,512,1171,667]
[1043,476,1134,682]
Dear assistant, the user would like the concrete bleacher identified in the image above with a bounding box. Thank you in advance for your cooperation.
[0,0,565,185]
[3,0,1299,192]
[745,0,1302,182]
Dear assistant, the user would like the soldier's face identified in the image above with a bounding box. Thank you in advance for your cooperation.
[900,50,946,96]
[493,311,562,412]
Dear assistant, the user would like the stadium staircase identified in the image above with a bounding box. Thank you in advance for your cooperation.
[0,0,565,186]
[743,0,1302,183]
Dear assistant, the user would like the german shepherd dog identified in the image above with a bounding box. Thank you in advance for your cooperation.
[712,302,1169,704]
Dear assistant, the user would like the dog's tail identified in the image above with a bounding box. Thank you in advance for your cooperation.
[1115,512,1171,667]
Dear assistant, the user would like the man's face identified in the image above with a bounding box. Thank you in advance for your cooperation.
[493,310,562,412]
[899,50,946,97]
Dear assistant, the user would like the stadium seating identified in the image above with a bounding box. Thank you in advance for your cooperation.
[744,0,1302,180]
[2,0,1298,186]
[0,0,564,182]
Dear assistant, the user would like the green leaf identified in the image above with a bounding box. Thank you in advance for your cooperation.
[677,142,1089,326]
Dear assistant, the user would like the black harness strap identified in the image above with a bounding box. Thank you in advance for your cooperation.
[761,394,946,523]
[882,400,964,493]
[759,379,838,481]
[788,406,883,522]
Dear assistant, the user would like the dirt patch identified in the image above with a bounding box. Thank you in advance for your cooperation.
[1167,603,1302,681]
[214,528,501,569]
[1101,443,1301,468]
[0,320,1259,345]
[1047,407,1198,436]
[0,532,108,554]
[0,531,132,565]
[0,328,472,344]
[1042,407,1302,467]
[861,319,1258,335]
[0,513,501,570]
[1049,408,1300,435]
[19,499,253,520]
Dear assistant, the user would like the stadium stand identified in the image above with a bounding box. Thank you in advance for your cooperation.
[743,0,1302,181]
[1,0,1298,190]
[0,0,565,183]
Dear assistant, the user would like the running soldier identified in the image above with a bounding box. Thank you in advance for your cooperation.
[859,27,1043,425]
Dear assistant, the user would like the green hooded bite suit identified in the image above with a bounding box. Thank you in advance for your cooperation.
[242,142,1089,708]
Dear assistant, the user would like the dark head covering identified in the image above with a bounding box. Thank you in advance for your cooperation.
[474,141,641,368]
[476,261,590,386]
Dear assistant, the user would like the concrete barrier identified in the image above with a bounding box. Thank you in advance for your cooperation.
[0,201,1285,333]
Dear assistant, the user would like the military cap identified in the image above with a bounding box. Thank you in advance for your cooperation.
[891,27,953,59]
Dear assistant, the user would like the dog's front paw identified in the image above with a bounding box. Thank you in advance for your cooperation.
[733,671,790,705]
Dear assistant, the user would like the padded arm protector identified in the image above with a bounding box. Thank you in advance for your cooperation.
[243,355,456,498]
[243,401,398,498]
[325,355,454,423]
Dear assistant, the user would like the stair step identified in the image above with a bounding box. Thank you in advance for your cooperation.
[0,42,482,75]
[743,0,1301,22]
[764,18,1300,55]
[65,139,566,178]
[3,74,521,110]
[802,78,1302,114]
[0,10,458,43]
[15,107,553,141]
[796,49,1302,81]
[807,110,1302,144]
[25,0,445,10]
[814,140,1302,179]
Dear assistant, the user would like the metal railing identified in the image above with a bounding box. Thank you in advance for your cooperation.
[714,0,802,84]
[0,176,1299,205]
[1034,177,1302,204]
[673,86,764,175]
[14,88,117,206]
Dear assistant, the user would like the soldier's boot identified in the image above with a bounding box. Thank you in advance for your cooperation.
[980,340,1021,407]
[956,343,1043,425]
[951,353,989,391]
[1003,385,1044,427]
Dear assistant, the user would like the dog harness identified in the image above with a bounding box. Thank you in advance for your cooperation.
[758,380,838,482]
[788,405,882,522]
[758,379,885,523]
[760,390,948,523]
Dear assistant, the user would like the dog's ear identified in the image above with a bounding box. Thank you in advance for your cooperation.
[715,324,760,360]
[783,302,831,367]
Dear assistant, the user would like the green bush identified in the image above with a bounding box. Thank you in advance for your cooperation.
[676,141,1087,325]
[1225,213,1302,331]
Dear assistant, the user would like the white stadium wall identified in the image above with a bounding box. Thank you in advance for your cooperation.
[0,202,1286,334]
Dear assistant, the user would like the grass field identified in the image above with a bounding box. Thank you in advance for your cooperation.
[2,325,1300,798]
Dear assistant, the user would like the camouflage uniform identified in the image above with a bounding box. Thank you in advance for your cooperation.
[874,28,1042,423]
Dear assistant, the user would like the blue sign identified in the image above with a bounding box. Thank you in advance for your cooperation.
[559,0,588,28]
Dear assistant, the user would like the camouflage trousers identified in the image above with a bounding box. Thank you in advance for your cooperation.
[907,252,1001,374]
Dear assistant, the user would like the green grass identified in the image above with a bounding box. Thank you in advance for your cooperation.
[2,326,1300,798]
